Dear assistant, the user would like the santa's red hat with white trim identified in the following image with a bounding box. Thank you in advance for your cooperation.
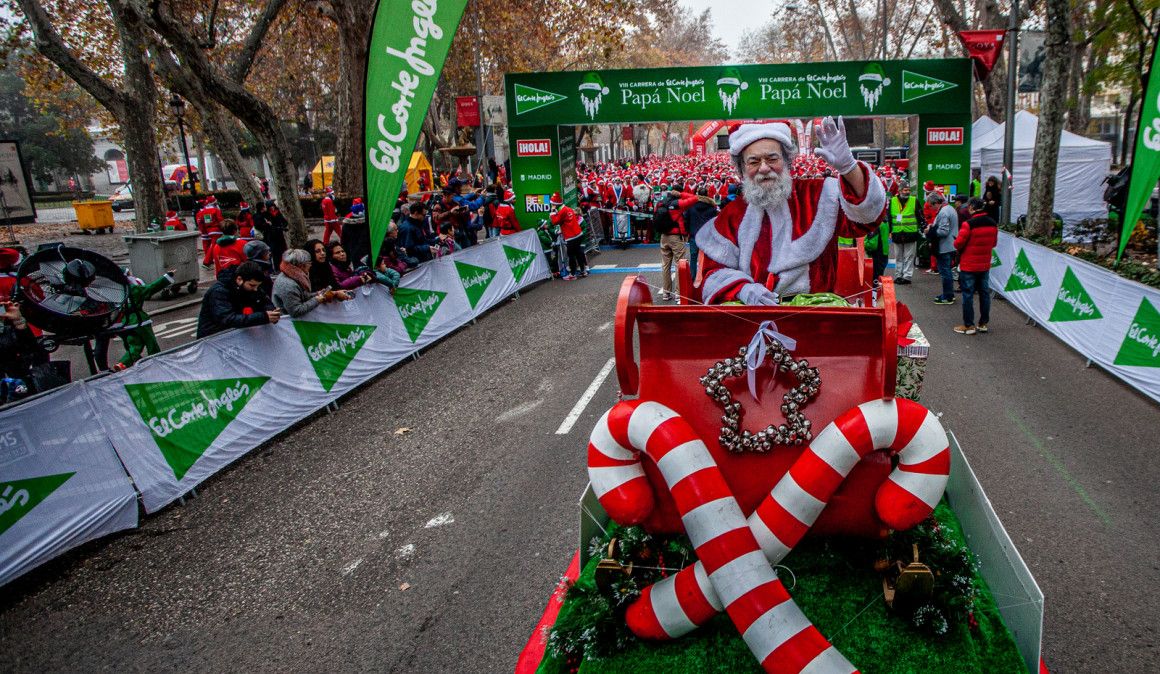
[728,121,798,161]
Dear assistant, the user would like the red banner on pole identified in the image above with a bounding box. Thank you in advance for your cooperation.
[456,96,480,127]
[622,126,634,141]
[958,30,1007,81]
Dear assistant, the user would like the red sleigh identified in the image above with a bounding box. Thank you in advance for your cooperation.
[613,248,901,538]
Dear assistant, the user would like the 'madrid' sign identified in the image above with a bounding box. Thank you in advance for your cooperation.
[516,139,552,157]
[927,127,963,145]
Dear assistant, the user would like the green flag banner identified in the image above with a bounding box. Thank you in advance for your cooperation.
[364,0,469,265]
[1119,35,1160,260]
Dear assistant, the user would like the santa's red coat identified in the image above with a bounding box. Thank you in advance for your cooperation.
[696,164,886,302]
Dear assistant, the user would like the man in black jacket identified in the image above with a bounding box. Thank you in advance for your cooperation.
[196,261,280,338]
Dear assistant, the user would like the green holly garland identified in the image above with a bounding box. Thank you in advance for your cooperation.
[546,512,985,667]
[879,519,981,637]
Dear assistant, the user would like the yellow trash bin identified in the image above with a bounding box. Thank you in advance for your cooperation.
[73,200,115,234]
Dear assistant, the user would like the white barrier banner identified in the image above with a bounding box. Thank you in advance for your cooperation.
[91,231,549,512]
[0,383,138,585]
[995,232,1160,404]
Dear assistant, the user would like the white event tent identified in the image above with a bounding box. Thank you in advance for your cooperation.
[978,110,1112,226]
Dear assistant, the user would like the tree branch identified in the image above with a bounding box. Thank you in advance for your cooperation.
[14,0,125,115]
[229,0,291,83]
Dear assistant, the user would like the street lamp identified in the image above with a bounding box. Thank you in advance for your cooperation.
[167,93,198,211]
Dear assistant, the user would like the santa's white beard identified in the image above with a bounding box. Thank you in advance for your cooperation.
[743,171,792,211]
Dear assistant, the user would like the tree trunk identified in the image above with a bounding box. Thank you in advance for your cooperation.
[1025,0,1073,239]
[1065,43,1093,134]
[332,5,370,197]
[113,1,166,232]
[1121,91,1138,167]
[981,57,1007,121]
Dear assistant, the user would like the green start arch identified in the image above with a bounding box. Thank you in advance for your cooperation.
[504,58,972,225]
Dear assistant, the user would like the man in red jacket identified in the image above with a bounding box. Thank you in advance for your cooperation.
[550,192,587,280]
[321,187,341,243]
[952,197,999,335]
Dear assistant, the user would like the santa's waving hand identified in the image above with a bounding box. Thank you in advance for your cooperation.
[695,117,886,304]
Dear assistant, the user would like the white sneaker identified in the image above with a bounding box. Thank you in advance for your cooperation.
[660,291,673,301]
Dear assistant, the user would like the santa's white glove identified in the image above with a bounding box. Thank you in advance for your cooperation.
[738,283,779,306]
[814,116,857,176]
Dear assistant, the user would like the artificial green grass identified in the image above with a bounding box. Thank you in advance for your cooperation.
[538,501,1027,674]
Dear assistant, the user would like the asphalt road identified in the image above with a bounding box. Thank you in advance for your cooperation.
[0,246,1156,673]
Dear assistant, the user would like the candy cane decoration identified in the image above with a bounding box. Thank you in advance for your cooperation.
[588,399,856,673]
[587,398,950,673]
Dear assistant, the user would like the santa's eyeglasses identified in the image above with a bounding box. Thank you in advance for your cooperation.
[743,154,785,169]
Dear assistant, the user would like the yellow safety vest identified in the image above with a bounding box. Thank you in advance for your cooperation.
[890,196,918,234]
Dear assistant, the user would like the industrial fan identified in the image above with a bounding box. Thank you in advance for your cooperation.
[15,245,130,336]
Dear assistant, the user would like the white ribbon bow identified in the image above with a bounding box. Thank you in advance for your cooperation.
[746,320,797,402]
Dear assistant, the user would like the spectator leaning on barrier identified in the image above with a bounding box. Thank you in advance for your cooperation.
[328,241,372,289]
[399,202,435,263]
[953,197,999,335]
[274,249,349,318]
[196,261,280,338]
[305,239,338,291]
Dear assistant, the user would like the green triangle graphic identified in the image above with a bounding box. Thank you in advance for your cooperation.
[0,473,74,535]
[455,261,497,309]
[394,287,447,343]
[1114,298,1160,368]
[514,83,567,115]
[503,245,536,283]
[1003,249,1042,292]
[291,321,377,392]
[1048,267,1103,322]
[991,249,1002,267]
[902,70,958,102]
[126,377,270,480]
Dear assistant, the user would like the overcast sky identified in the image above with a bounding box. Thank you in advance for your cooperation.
[684,0,778,58]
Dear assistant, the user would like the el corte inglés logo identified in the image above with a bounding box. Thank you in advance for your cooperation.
[292,321,377,392]
[126,377,269,480]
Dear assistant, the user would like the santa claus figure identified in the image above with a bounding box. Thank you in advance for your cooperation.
[695,117,886,305]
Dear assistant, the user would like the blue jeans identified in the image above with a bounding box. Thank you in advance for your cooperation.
[687,238,700,279]
[936,252,955,299]
[960,270,991,326]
